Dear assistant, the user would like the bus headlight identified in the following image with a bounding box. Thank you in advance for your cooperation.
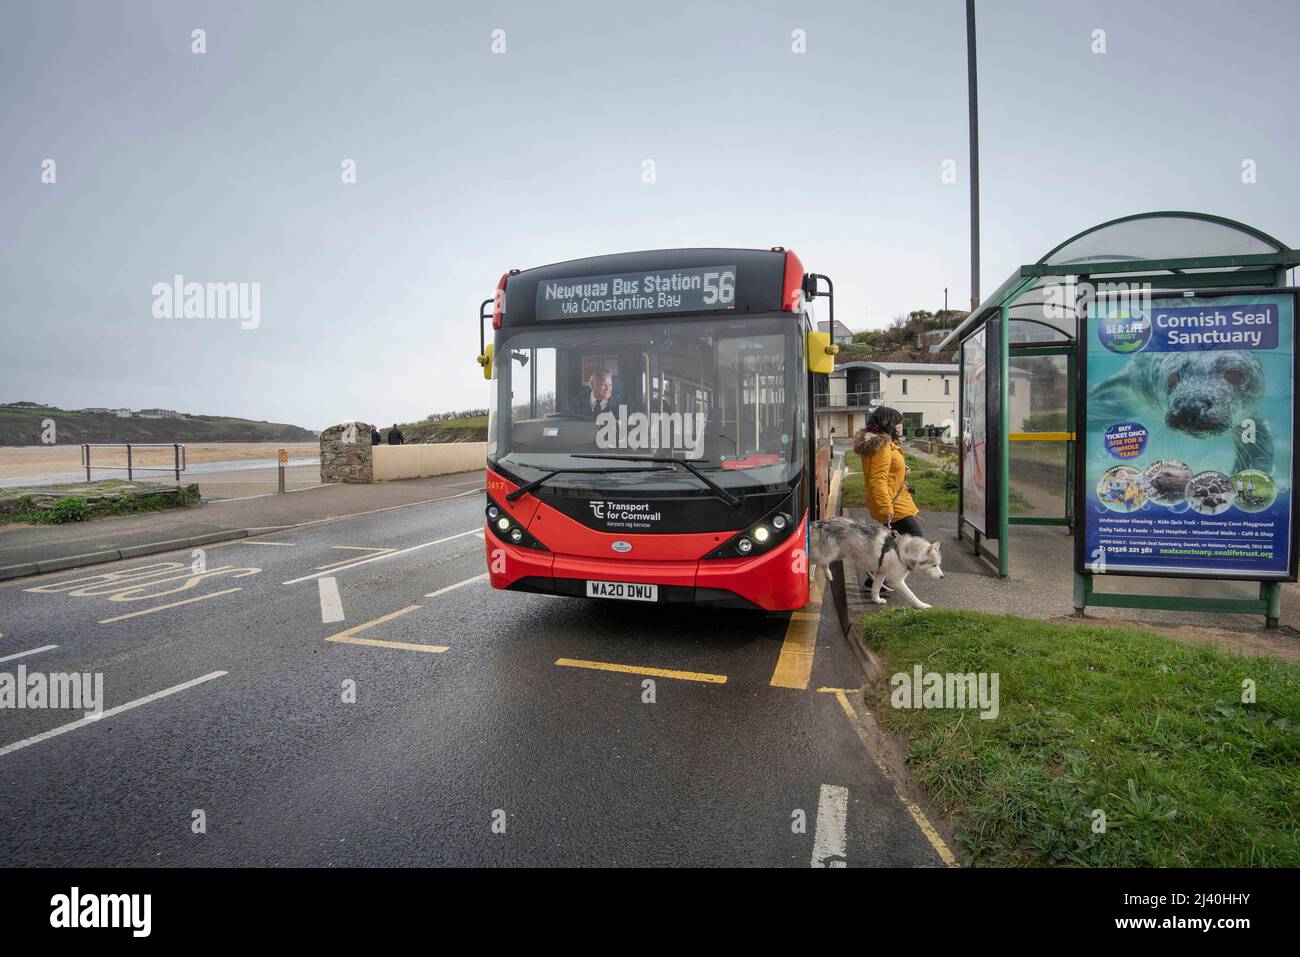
[484,492,549,552]
[736,537,753,555]
[772,513,789,531]
[752,525,770,544]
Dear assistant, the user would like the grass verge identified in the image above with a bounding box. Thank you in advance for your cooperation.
[842,452,1029,514]
[4,485,200,524]
[859,608,1300,866]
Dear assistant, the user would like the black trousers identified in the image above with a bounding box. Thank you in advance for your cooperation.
[887,515,924,537]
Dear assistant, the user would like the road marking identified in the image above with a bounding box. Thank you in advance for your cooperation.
[0,644,58,664]
[555,658,727,684]
[0,671,227,758]
[771,567,826,689]
[426,573,487,598]
[97,588,243,624]
[324,605,447,653]
[811,784,849,868]
[818,687,959,867]
[318,577,345,623]
[313,545,395,571]
[242,540,295,546]
[282,529,481,584]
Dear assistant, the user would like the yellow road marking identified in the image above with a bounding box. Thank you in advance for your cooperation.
[555,658,727,684]
[98,588,243,624]
[313,546,396,571]
[770,567,826,689]
[324,604,447,653]
[818,687,958,867]
[330,635,448,653]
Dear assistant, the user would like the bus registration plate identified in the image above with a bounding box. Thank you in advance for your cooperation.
[586,580,658,602]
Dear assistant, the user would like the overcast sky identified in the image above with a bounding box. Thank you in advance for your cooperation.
[3,0,1298,430]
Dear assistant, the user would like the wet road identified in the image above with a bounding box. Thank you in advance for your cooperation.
[0,491,950,867]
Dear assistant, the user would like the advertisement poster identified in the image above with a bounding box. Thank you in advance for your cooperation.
[1082,291,1297,579]
[962,327,987,533]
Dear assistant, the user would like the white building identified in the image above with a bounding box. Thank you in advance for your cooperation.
[816,361,958,440]
[817,320,856,345]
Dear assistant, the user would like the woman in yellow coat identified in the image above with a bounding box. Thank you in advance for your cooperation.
[853,406,922,538]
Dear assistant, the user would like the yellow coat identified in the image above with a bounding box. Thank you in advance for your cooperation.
[854,430,918,524]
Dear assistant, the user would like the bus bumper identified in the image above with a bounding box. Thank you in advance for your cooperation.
[484,519,810,612]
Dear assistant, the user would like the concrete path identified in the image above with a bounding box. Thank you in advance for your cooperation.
[847,506,1300,652]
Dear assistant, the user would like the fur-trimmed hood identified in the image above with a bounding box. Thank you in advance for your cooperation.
[853,429,895,456]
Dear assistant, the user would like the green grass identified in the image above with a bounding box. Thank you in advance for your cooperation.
[0,403,314,445]
[842,453,957,512]
[842,452,1029,514]
[397,415,488,444]
[5,486,199,524]
[860,608,1300,867]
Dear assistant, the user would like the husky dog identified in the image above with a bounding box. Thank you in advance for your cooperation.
[809,517,944,610]
[1088,351,1270,473]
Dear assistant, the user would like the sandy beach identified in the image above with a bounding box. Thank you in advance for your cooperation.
[0,442,319,481]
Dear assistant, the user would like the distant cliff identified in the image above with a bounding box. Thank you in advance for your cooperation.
[0,403,316,445]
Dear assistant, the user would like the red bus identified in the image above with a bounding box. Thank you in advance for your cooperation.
[475,248,837,611]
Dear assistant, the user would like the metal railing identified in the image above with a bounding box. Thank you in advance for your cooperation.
[814,390,880,409]
[81,443,186,482]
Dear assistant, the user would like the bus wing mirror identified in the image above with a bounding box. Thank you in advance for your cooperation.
[806,331,837,373]
[477,343,494,380]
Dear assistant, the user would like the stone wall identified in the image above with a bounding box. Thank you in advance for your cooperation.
[320,421,374,483]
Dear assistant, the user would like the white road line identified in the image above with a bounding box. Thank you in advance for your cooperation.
[425,573,488,598]
[811,784,849,868]
[318,576,345,623]
[281,528,481,584]
[0,644,58,664]
[0,671,228,758]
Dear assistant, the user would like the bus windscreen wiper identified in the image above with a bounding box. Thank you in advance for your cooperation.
[571,454,743,508]
[505,463,672,501]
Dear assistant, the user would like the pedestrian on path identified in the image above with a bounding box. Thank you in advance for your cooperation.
[388,423,405,445]
[854,406,921,538]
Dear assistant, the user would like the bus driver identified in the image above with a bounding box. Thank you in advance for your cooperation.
[566,369,623,418]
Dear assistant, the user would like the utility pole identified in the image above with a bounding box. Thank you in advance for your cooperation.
[966,0,980,313]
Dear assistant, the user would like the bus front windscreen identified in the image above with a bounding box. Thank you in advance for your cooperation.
[488,314,805,493]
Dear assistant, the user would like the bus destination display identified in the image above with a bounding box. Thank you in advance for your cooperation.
[535,265,737,320]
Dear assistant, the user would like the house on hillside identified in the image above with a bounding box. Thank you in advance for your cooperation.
[113,409,132,418]
[138,408,183,419]
[816,361,959,440]
[817,320,855,345]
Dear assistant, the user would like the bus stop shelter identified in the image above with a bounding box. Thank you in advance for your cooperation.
[938,211,1300,627]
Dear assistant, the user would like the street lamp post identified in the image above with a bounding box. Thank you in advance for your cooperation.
[966,0,980,313]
